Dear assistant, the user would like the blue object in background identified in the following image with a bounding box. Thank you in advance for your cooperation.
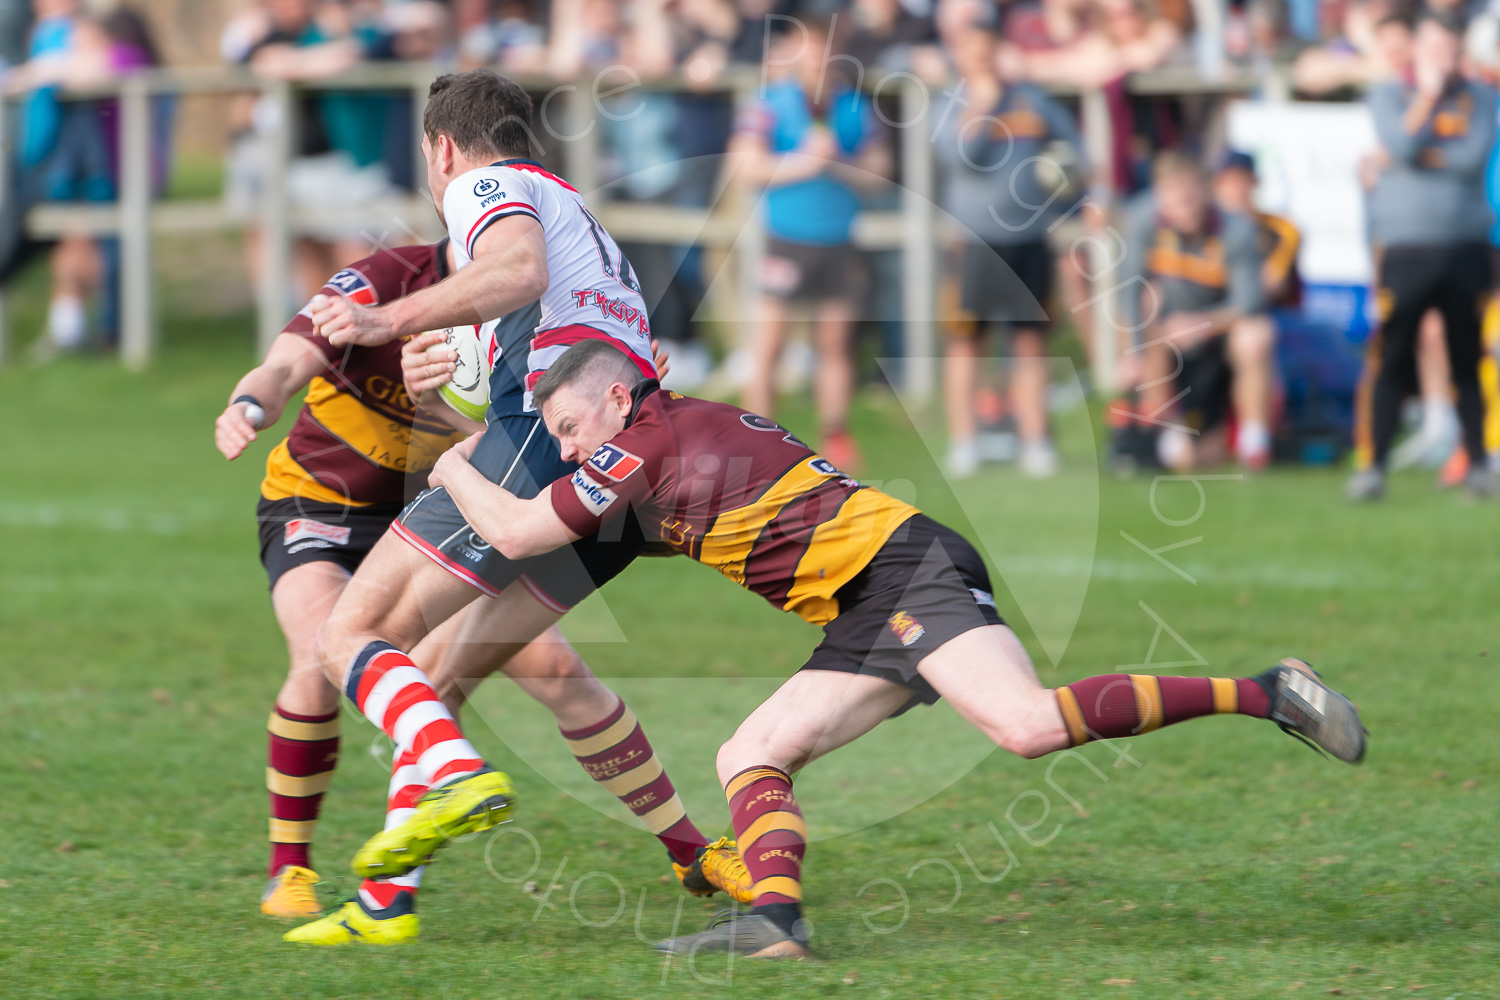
[1287,0,1322,42]
[1272,294,1369,465]
[1301,283,1375,344]
[759,79,872,246]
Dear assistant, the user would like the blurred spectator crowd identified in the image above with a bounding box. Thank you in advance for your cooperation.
[4,0,1500,496]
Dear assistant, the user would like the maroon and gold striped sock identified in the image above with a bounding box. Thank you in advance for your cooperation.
[561,698,707,866]
[725,765,806,909]
[1054,674,1272,747]
[266,704,340,875]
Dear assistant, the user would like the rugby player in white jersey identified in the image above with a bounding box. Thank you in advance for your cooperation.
[282,70,748,943]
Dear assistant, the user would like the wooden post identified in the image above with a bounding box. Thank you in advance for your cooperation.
[1078,86,1116,391]
[0,94,9,367]
[566,84,601,207]
[412,71,429,198]
[899,75,936,405]
[257,80,294,358]
[728,73,763,360]
[119,76,154,370]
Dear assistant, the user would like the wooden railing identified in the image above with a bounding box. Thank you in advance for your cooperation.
[0,61,1271,400]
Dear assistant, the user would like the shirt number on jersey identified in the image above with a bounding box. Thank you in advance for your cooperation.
[579,205,640,293]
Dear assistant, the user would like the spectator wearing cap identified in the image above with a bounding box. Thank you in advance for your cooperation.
[1212,150,1301,309]
[933,17,1088,479]
[1348,9,1498,500]
[729,18,892,472]
[1117,151,1273,471]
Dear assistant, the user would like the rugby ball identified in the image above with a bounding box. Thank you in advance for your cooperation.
[432,324,491,422]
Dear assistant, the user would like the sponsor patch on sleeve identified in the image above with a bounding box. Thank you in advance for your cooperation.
[587,443,644,482]
[571,469,619,515]
[322,268,378,306]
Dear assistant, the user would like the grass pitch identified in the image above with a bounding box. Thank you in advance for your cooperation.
[1,286,1498,1000]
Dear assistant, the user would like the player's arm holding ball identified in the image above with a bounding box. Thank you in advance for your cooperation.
[214,333,330,461]
[401,330,673,436]
[311,213,548,348]
[399,329,487,436]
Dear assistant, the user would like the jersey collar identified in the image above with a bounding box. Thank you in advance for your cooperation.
[491,157,544,169]
[624,379,661,428]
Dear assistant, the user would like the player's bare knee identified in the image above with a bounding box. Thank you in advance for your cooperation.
[539,643,591,680]
[313,618,366,686]
[971,703,1065,759]
[1229,315,1274,360]
[524,645,593,706]
[716,733,777,783]
[717,728,811,781]
[997,726,1059,760]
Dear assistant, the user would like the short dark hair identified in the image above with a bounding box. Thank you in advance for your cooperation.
[424,69,534,159]
[1416,7,1465,37]
[1375,11,1415,33]
[532,340,646,411]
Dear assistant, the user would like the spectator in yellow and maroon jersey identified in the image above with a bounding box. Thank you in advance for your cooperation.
[1118,152,1274,472]
[1213,150,1302,310]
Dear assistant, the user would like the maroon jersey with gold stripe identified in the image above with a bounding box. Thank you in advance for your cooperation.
[550,387,919,625]
[260,243,466,507]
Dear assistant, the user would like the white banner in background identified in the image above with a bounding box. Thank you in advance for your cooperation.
[1228,102,1378,286]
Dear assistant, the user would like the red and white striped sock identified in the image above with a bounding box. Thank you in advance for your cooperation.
[358,747,425,913]
[344,641,485,789]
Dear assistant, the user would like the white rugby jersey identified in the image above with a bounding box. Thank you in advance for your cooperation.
[441,158,655,408]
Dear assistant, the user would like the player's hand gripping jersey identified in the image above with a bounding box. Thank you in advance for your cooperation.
[262,243,465,507]
[442,158,657,414]
[550,386,921,625]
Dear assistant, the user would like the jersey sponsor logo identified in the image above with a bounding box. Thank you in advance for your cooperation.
[284,519,352,549]
[808,457,840,477]
[887,610,927,647]
[571,468,619,515]
[740,413,783,432]
[473,177,501,198]
[453,543,487,564]
[740,412,807,447]
[569,289,650,336]
[363,374,416,414]
[587,443,643,481]
[658,516,697,553]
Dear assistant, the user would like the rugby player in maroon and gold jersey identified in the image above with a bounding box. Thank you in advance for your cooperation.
[424,340,1369,958]
[216,247,745,938]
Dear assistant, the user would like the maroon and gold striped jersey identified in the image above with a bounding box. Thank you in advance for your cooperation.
[550,387,919,625]
[260,243,467,507]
